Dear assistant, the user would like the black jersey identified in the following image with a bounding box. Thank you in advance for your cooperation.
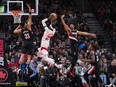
[86,50,99,66]
[21,28,33,42]
[68,30,78,45]
[68,30,79,68]
[91,52,99,66]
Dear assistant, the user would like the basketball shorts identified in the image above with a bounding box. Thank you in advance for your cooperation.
[37,47,48,58]
[21,41,34,55]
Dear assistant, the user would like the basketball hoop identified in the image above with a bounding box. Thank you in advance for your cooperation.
[11,10,23,24]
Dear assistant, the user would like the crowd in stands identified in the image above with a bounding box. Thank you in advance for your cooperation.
[89,0,116,53]
[0,0,115,87]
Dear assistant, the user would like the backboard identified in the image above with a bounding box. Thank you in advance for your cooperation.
[0,0,39,15]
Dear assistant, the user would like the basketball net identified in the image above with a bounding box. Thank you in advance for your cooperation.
[11,10,23,24]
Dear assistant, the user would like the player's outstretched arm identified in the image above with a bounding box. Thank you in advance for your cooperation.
[77,31,97,38]
[13,25,22,34]
[26,4,32,30]
[61,15,71,35]
[42,18,48,27]
[41,18,49,31]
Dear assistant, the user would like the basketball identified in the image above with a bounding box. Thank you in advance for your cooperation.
[49,13,57,21]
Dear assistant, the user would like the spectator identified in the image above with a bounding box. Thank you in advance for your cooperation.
[107,60,116,86]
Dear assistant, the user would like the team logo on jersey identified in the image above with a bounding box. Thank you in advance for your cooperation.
[0,68,8,82]
[69,35,78,41]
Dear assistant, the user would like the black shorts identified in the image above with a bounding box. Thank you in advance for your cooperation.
[21,41,34,55]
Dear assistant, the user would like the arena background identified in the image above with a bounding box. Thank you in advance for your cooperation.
[0,0,116,87]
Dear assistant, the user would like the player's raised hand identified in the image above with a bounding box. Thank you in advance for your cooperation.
[91,34,97,38]
[26,4,31,12]
[61,15,65,19]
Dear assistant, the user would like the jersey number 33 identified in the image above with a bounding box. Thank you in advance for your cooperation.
[24,33,30,39]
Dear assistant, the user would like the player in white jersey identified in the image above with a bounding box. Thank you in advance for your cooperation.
[41,18,56,49]
[37,13,62,69]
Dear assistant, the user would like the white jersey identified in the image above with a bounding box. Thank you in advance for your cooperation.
[41,18,56,48]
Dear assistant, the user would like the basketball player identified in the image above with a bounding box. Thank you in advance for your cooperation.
[61,15,96,69]
[37,13,62,69]
[84,44,103,86]
[13,4,33,65]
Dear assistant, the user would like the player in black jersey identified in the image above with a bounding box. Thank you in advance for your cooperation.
[83,44,103,86]
[61,15,96,69]
[13,4,33,65]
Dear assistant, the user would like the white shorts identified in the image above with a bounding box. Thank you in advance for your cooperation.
[37,47,55,65]
[37,47,48,58]
[41,39,50,49]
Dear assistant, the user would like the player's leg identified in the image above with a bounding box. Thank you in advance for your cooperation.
[42,55,62,69]
[26,55,32,64]
[26,42,33,64]
[42,55,55,65]
[19,53,25,64]
[71,44,78,69]
[19,43,27,64]
[39,49,62,69]
[37,48,54,65]
[37,47,44,58]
